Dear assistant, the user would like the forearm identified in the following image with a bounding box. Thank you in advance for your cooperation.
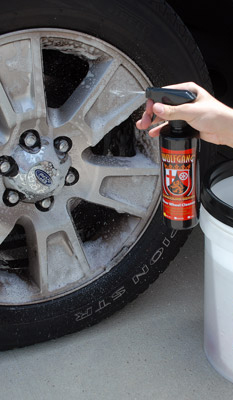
[214,106,233,148]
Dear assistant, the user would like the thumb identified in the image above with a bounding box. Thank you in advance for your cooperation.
[153,102,191,122]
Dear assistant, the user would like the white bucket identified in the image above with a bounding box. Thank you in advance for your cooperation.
[200,160,233,383]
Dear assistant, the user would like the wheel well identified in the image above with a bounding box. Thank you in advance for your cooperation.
[167,0,233,107]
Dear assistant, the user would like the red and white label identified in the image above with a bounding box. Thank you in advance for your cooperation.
[161,147,197,221]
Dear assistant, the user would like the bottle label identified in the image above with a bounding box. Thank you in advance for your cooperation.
[161,147,197,221]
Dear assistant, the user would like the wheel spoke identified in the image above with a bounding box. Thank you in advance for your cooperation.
[0,181,19,244]
[93,194,147,217]
[0,37,47,119]
[49,60,145,147]
[0,213,18,246]
[0,83,17,135]
[76,152,159,217]
[83,65,145,146]
[23,218,48,293]
[0,36,49,146]
[0,39,33,115]
[21,200,92,294]
[53,201,92,277]
[48,58,120,130]
[30,36,48,119]
[84,152,160,178]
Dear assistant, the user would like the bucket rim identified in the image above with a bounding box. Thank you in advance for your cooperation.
[201,159,233,228]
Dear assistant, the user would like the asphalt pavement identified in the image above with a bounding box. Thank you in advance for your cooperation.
[0,226,233,400]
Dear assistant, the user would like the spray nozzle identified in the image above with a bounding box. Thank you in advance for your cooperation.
[145,87,197,131]
[145,87,196,105]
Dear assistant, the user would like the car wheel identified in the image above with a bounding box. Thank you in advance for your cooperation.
[0,0,212,349]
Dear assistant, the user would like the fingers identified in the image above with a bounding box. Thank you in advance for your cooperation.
[148,121,168,137]
[145,98,154,114]
[163,81,200,93]
[136,111,152,129]
[152,102,196,123]
[136,99,165,130]
[136,99,153,129]
[136,112,165,130]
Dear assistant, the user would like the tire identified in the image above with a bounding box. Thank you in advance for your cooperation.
[0,0,212,349]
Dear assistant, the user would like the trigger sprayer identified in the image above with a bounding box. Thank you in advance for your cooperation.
[145,87,200,230]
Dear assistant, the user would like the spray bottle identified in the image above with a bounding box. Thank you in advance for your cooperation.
[145,87,200,230]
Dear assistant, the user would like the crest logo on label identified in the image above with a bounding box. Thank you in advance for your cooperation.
[164,167,192,196]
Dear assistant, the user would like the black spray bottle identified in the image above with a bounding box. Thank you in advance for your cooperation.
[145,87,200,230]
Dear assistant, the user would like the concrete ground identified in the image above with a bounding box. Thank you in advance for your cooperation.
[1,226,233,400]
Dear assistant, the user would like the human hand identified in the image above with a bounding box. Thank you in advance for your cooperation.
[136,82,233,148]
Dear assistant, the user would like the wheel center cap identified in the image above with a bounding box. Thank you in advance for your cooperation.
[4,137,71,202]
[26,161,59,196]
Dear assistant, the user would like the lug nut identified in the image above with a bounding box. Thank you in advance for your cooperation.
[41,198,52,209]
[54,136,72,154]
[20,130,40,152]
[35,196,54,212]
[24,131,38,147]
[58,140,70,153]
[0,156,18,177]
[65,172,75,184]
[7,191,19,204]
[65,167,79,186]
[0,161,11,174]
[3,189,20,207]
